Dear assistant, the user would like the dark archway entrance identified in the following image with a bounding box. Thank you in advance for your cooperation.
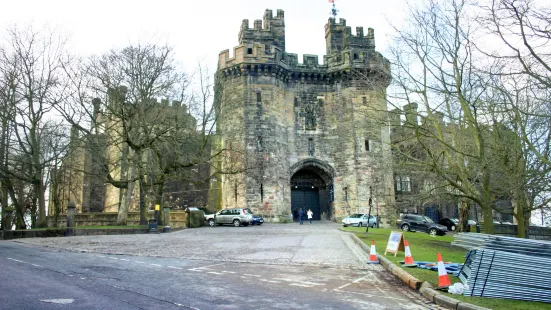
[290,160,334,221]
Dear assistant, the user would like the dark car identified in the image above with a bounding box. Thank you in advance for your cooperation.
[396,214,448,236]
[438,218,457,231]
[252,215,264,225]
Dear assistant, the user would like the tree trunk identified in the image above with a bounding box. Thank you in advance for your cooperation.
[138,170,147,225]
[154,180,165,226]
[516,206,526,238]
[458,200,470,232]
[117,165,135,225]
[35,177,47,228]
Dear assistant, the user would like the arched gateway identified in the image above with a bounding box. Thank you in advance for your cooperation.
[290,159,335,221]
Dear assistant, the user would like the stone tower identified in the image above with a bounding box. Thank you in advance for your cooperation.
[213,9,395,225]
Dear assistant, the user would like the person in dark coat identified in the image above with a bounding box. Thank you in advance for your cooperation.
[298,208,305,225]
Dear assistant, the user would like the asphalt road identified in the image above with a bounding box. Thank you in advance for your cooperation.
[3,222,443,309]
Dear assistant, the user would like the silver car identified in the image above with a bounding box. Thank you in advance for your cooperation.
[214,208,254,227]
[342,214,377,227]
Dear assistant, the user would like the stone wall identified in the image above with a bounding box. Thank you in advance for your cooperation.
[47,211,188,228]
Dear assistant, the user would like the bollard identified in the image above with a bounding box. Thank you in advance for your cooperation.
[66,201,76,236]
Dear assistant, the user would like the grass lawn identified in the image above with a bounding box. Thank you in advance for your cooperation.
[345,227,550,310]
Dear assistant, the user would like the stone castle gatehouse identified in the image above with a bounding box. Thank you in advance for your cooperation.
[212,9,395,225]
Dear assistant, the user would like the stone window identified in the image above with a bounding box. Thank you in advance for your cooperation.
[257,136,263,151]
[256,92,262,103]
[395,176,411,192]
[260,183,264,202]
[308,138,315,156]
[362,96,367,105]
[294,97,298,106]
[344,186,348,201]
[305,105,316,130]
[234,183,238,202]
[365,139,370,151]
[247,48,253,55]
[354,53,359,60]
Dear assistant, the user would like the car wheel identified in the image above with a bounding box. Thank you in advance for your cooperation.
[358,222,362,227]
[401,224,410,232]
[207,219,215,227]
[451,225,456,231]
[233,219,241,227]
[428,228,437,236]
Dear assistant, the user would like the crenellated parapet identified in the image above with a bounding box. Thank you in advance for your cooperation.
[239,9,285,51]
[219,9,389,85]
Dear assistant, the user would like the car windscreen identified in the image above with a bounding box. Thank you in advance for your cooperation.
[349,214,362,218]
[423,216,434,223]
[244,208,253,214]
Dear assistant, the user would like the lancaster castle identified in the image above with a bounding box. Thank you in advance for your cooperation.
[211,9,396,225]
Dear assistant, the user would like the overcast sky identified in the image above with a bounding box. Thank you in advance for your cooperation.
[0,0,408,72]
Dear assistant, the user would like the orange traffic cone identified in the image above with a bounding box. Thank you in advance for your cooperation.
[437,252,451,289]
[403,240,417,267]
[367,240,379,264]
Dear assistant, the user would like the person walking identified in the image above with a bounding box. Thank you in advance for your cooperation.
[307,209,313,224]
[298,208,305,225]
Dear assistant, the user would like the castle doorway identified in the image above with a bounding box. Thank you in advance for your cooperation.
[290,160,334,221]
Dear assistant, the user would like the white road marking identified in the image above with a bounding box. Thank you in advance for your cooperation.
[243,274,260,277]
[188,269,202,272]
[135,261,145,264]
[40,299,74,304]
[353,275,372,283]
[188,263,224,271]
[80,277,86,280]
[168,266,182,270]
[260,279,280,283]
[273,278,324,286]
[7,258,24,263]
[31,264,42,267]
[108,257,119,260]
[68,275,74,277]
[337,283,352,290]
[120,259,129,261]
[222,271,236,274]
[150,264,162,267]
[174,303,200,309]
[207,272,222,275]
[289,283,312,287]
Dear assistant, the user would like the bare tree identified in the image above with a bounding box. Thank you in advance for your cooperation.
[0,26,70,228]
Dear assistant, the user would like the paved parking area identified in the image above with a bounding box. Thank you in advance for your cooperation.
[15,222,444,309]
[17,222,373,268]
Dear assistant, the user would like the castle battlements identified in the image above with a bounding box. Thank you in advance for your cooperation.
[218,9,389,84]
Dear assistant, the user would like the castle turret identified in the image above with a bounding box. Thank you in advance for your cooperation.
[239,9,285,51]
[214,9,395,226]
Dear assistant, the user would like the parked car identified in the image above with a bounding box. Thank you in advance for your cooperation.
[342,214,378,228]
[450,218,477,229]
[198,208,217,227]
[438,218,457,231]
[396,214,448,236]
[213,208,254,227]
[252,215,264,225]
